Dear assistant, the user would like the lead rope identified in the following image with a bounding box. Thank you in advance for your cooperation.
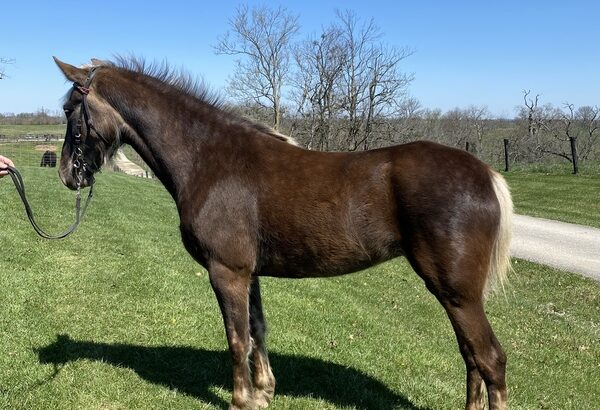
[4,165,94,239]
[2,67,99,239]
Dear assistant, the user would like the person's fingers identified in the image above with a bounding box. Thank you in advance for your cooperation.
[0,156,15,174]
[0,156,14,168]
[0,156,13,177]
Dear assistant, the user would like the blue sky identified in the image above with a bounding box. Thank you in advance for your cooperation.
[1,0,599,117]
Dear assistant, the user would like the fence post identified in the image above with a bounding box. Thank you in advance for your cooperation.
[465,141,470,152]
[569,137,579,174]
[503,139,510,172]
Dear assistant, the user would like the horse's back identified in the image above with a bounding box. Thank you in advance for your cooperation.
[388,141,499,234]
[254,140,499,279]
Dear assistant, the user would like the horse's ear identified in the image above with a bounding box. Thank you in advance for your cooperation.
[53,56,87,84]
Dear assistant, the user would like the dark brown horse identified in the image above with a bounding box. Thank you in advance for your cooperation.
[40,150,57,167]
[54,57,513,410]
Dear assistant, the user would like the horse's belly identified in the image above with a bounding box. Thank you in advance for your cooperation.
[257,233,403,278]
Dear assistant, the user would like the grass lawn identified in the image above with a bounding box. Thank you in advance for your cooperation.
[0,168,598,409]
[502,163,600,228]
[0,124,66,137]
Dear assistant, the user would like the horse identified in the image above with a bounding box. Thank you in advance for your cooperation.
[53,57,513,410]
[40,150,57,167]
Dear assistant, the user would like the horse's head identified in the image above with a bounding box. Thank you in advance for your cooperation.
[54,57,123,190]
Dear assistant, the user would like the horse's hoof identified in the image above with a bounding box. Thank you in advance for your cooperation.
[254,385,274,408]
[228,405,249,410]
[228,400,249,410]
[254,392,271,408]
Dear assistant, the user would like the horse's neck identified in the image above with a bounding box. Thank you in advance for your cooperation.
[116,98,205,201]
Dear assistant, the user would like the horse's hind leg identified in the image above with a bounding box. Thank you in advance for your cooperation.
[208,261,254,410]
[444,299,506,410]
[249,278,276,407]
[458,340,486,410]
[408,248,507,410]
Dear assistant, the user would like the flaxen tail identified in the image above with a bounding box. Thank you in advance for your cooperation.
[486,170,513,296]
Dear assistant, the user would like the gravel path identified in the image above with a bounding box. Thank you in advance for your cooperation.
[511,214,600,281]
[112,149,151,178]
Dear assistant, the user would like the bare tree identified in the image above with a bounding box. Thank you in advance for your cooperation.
[418,108,444,141]
[515,90,559,162]
[528,102,580,165]
[391,97,423,143]
[522,90,540,140]
[576,105,600,160]
[0,57,15,79]
[514,91,600,167]
[292,26,347,150]
[553,103,578,161]
[289,11,414,151]
[335,10,414,151]
[215,5,300,130]
[469,105,490,155]
[437,105,489,155]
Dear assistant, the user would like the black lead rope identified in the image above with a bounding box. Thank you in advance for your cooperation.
[3,67,100,239]
[4,166,94,239]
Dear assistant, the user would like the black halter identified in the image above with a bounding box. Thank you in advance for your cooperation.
[2,68,100,240]
[72,67,110,180]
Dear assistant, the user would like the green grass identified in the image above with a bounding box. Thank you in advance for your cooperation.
[503,164,600,228]
[0,124,66,137]
[0,168,598,409]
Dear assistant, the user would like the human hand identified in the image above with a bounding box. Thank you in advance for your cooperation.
[0,154,15,178]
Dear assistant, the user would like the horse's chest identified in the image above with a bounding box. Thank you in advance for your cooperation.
[180,179,260,271]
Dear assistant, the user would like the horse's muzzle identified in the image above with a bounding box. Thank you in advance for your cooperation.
[58,164,94,190]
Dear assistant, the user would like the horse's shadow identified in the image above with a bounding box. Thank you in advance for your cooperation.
[36,334,427,410]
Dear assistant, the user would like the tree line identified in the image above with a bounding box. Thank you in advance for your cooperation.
[0,108,65,125]
[215,5,599,166]
[215,6,414,153]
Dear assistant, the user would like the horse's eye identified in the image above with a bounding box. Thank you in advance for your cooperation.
[64,108,73,116]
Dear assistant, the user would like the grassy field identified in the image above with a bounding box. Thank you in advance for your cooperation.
[0,168,598,409]
[0,142,62,169]
[502,163,600,228]
[0,124,66,137]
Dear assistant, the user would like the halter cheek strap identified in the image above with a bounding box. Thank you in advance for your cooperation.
[72,67,110,146]
[73,68,96,139]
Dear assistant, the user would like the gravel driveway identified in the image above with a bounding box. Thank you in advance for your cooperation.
[511,214,600,281]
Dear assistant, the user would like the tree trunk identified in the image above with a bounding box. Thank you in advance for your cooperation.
[569,137,579,174]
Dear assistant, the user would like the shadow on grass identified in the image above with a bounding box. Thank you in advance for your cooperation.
[36,334,429,410]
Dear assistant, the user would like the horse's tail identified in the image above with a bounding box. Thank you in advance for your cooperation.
[486,170,513,296]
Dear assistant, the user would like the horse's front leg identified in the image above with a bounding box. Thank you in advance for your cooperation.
[249,278,276,407]
[208,260,255,410]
